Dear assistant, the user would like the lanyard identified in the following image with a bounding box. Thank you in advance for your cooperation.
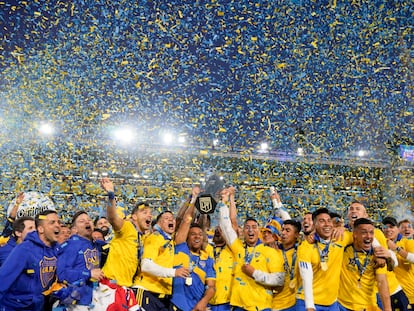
[244,242,259,264]
[132,226,144,282]
[131,222,144,266]
[214,245,226,261]
[281,244,297,281]
[394,233,403,243]
[353,245,372,281]
[314,234,331,263]
[154,225,172,250]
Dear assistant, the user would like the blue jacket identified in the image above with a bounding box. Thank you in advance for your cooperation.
[0,231,58,311]
[0,237,16,268]
[56,235,101,306]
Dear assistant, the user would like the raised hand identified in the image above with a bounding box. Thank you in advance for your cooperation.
[100,177,114,193]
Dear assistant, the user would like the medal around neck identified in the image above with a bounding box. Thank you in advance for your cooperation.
[185,277,193,286]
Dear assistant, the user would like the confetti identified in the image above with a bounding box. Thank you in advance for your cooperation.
[0,0,412,226]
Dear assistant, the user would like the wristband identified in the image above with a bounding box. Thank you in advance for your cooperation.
[107,192,115,200]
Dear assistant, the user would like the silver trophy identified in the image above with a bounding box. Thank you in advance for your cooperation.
[195,173,224,214]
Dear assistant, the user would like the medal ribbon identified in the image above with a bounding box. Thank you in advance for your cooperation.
[314,234,331,264]
[281,243,298,281]
[214,245,226,261]
[353,245,372,281]
[244,243,257,264]
[394,233,403,243]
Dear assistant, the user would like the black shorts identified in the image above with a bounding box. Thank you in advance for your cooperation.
[134,288,171,311]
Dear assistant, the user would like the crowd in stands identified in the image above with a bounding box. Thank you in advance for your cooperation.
[0,179,413,311]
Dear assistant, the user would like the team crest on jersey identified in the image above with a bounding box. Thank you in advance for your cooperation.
[40,256,57,288]
[347,258,358,272]
[84,248,99,270]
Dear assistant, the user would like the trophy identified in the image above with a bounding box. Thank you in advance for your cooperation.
[195,173,224,214]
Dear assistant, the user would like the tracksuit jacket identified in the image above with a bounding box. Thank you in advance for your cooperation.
[0,231,57,311]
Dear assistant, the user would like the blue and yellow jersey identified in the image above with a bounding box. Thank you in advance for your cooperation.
[209,245,235,306]
[297,231,353,306]
[134,230,175,294]
[56,234,100,306]
[228,239,284,311]
[273,246,299,310]
[339,244,387,310]
[171,242,216,311]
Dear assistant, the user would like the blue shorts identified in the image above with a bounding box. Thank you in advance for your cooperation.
[296,299,339,311]
[210,303,231,311]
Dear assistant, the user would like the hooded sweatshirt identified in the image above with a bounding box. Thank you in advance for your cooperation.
[0,237,16,267]
[56,234,101,306]
[0,231,57,311]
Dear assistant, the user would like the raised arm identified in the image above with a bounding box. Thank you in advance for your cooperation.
[218,193,238,246]
[270,187,291,220]
[1,192,24,238]
[9,192,24,220]
[174,186,200,245]
[226,186,239,233]
[100,177,124,232]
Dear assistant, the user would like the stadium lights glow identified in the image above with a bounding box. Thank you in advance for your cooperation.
[357,150,366,157]
[38,123,55,136]
[178,136,186,143]
[259,142,269,152]
[113,127,135,144]
[297,147,304,156]
[162,132,174,145]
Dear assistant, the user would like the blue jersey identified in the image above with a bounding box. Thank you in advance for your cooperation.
[171,242,216,311]
[0,237,16,267]
[0,231,58,311]
[57,234,101,306]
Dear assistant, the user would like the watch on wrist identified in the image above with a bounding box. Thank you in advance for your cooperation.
[396,246,402,253]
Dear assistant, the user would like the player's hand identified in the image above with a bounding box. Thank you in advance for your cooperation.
[15,192,25,205]
[90,268,105,281]
[241,264,255,277]
[175,267,190,278]
[100,177,114,192]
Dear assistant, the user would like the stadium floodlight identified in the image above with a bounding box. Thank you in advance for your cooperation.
[39,122,55,136]
[112,127,135,145]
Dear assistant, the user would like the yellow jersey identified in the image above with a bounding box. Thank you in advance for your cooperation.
[297,231,353,306]
[229,239,285,311]
[134,230,175,294]
[339,244,387,310]
[394,238,414,304]
[273,245,299,310]
[102,221,141,287]
[209,245,235,305]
